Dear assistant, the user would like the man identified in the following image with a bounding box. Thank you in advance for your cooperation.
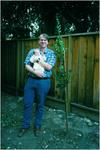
[18,33,56,137]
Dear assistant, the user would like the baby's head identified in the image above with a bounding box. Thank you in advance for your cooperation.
[34,49,40,55]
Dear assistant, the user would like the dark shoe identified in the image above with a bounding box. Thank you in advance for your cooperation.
[18,128,29,137]
[33,127,41,137]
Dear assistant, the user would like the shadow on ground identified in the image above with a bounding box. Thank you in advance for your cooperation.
[1,92,99,149]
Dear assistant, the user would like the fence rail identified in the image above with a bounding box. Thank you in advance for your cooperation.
[1,32,99,114]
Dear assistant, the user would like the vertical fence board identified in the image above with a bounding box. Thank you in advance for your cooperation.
[32,39,39,48]
[85,37,94,106]
[16,41,22,92]
[24,40,33,53]
[78,37,87,104]
[71,37,79,102]
[9,41,17,86]
[20,40,25,89]
[93,36,99,108]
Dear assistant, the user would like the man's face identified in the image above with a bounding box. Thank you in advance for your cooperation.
[39,37,48,48]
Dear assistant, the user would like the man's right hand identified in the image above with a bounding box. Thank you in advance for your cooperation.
[33,70,43,78]
[25,64,43,78]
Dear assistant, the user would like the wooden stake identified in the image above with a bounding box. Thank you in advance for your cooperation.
[64,48,68,132]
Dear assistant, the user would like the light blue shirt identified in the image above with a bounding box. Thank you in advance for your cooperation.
[24,48,56,78]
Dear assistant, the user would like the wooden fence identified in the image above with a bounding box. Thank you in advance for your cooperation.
[1,32,99,117]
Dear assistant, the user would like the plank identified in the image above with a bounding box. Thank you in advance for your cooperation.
[93,36,99,108]
[85,36,94,106]
[78,37,87,104]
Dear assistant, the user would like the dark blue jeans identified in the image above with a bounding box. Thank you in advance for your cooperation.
[22,76,51,128]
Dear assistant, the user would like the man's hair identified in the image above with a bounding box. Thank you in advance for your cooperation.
[39,33,49,41]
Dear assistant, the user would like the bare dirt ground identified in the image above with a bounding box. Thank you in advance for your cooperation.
[1,92,99,149]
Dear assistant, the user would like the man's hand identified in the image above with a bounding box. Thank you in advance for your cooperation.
[33,70,44,77]
[38,60,52,70]
[25,64,44,77]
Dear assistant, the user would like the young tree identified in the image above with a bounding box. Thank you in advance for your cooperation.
[53,15,71,132]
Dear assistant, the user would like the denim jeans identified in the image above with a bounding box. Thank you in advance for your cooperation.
[22,76,51,128]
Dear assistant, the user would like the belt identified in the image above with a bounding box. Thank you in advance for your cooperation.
[29,75,50,80]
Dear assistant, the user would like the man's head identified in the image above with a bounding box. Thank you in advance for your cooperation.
[39,33,49,41]
[39,33,49,49]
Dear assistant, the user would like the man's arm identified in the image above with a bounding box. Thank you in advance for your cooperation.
[38,51,56,71]
[25,64,43,77]
[38,61,52,70]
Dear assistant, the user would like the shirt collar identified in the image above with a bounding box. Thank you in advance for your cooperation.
[39,47,48,54]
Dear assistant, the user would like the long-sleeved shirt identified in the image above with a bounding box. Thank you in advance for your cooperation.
[24,47,56,78]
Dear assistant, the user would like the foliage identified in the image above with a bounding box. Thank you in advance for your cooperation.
[53,15,71,88]
[1,1,99,40]
[1,1,41,39]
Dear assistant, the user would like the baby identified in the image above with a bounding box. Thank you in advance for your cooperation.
[30,49,46,74]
